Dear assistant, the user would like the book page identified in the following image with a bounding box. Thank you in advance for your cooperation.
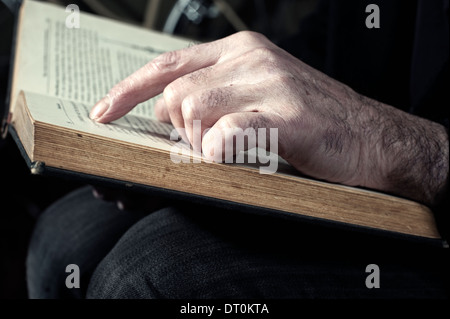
[11,0,192,119]
[21,90,296,174]
[23,91,178,152]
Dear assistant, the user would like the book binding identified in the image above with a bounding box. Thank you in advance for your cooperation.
[8,123,448,248]
[1,0,22,139]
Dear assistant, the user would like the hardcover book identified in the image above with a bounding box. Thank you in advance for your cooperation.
[4,0,443,243]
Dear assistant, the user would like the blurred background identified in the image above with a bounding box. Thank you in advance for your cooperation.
[45,0,317,42]
[0,0,318,299]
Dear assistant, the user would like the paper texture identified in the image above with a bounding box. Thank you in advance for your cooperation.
[24,91,177,152]
[11,0,191,118]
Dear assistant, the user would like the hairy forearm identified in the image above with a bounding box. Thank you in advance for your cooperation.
[361,97,449,207]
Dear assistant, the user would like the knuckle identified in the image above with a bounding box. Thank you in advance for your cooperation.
[272,72,296,88]
[163,82,180,110]
[238,46,279,70]
[236,31,268,44]
[251,46,278,62]
[149,50,181,73]
[219,114,239,130]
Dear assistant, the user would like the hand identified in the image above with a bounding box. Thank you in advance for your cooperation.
[90,31,448,206]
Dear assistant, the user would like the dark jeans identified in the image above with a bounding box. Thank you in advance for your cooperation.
[26,186,450,299]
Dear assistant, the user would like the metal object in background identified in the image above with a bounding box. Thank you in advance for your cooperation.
[64,0,317,42]
[163,0,248,34]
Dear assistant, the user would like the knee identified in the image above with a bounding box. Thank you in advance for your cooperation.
[26,188,93,298]
[26,186,136,298]
[86,207,212,299]
[86,209,170,298]
[86,251,163,299]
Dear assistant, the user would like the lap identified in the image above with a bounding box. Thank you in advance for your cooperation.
[87,198,450,299]
[26,186,146,298]
[27,187,450,299]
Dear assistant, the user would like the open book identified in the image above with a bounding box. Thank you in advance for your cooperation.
[6,0,443,241]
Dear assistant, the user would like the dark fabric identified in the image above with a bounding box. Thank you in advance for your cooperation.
[27,187,450,299]
[26,187,147,299]
[281,0,449,124]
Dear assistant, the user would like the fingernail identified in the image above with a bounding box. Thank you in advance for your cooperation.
[89,97,110,121]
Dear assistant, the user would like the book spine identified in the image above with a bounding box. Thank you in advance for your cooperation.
[1,0,22,139]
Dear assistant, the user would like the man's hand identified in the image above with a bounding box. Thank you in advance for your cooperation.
[90,31,448,207]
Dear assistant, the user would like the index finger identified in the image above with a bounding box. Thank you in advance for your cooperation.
[89,31,271,123]
[89,42,221,123]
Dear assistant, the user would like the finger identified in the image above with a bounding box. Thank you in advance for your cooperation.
[90,31,271,123]
[163,63,238,136]
[181,85,261,150]
[154,97,171,123]
[90,48,217,123]
[201,112,278,163]
[90,43,223,123]
[163,52,261,138]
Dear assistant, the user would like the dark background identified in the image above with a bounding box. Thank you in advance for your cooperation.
[0,0,317,299]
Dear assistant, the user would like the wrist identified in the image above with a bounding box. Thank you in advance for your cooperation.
[364,101,449,206]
